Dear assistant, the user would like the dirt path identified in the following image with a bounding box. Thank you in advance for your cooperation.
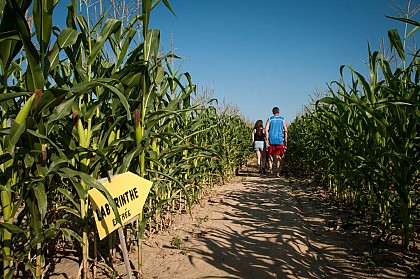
[46,170,418,278]
[136,173,418,279]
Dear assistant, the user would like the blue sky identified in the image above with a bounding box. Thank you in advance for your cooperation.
[52,0,419,124]
[148,0,419,124]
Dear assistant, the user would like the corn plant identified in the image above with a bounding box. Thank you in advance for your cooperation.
[0,0,253,278]
[288,16,419,250]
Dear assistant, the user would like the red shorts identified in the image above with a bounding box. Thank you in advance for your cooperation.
[268,144,285,157]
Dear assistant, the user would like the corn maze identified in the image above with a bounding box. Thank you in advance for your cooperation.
[0,0,419,278]
[0,0,252,277]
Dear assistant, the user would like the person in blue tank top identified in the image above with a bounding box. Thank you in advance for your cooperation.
[265,107,288,177]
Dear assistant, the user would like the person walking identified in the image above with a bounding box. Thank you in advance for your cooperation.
[265,107,288,177]
[252,120,267,174]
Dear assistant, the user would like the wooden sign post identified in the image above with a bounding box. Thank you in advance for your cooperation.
[88,172,153,278]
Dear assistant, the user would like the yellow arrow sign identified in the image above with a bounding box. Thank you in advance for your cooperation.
[88,172,153,240]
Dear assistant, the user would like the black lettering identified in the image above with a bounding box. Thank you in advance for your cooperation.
[112,219,117,226]
[133,187,139,198]
[129,189,136,200]
[105,204,111,215]
[101,206,106,218]
[114,197,120,208]
[124,191,130,202]
[120,193,127,206]
[96,209,102,221]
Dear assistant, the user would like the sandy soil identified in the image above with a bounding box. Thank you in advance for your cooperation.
[45,168,419,279]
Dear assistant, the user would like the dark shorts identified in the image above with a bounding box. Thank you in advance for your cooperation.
[268,144,285,157]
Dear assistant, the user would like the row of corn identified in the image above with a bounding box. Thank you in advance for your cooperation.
[287,16,419,251]
[0,0,252,278]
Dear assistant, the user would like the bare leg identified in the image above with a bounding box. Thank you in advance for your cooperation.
[268,154,273,173]
[276,155,282,177]
[256,150,262,172]
[256,150,261,166]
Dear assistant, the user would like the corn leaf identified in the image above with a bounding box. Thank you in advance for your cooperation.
[88,18,121,66]
[34,183,47,221]
[0,223,24,234]
[388,29,405,61]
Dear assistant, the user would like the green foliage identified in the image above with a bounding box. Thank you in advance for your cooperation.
[0,0,251,277]
[288,17,419,250]
[170,235,183,249]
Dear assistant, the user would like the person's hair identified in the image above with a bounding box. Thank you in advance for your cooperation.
[272,107,280,114]
[253,120,264,134]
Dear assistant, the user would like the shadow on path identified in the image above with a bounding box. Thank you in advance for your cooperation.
[184,173,411,279]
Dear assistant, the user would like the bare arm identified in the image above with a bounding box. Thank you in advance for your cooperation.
[265,119,270,145]
[284,120,288,146]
